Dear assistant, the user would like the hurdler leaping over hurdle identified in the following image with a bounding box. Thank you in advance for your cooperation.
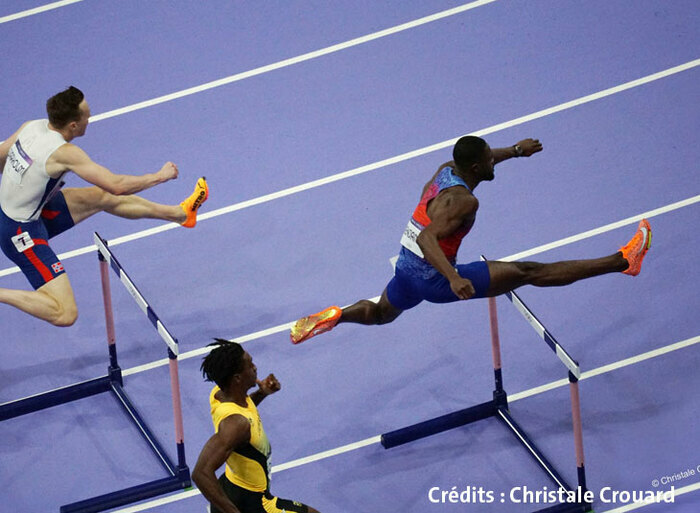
[0,86,209,327]
[291,136,651,344]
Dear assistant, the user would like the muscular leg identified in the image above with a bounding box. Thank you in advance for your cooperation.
[339,289,403,325]
[62,187,186,225]
[0,274,78,326]
[485,253,628,297]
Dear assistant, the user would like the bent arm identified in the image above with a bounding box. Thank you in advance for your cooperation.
[416,190,478,299]
[192,415,250,513]
[249,374,281,406]
[49,144,174,195]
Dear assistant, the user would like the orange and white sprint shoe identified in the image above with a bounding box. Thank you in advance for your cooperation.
[290,306,342,344]
[619,219,652,276]
[180,177,209,228]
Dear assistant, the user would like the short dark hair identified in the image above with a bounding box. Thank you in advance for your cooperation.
[453,135,487,169]
[46,86,85,128]
[200,338,245,389]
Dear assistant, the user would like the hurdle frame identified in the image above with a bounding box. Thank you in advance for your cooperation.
[380,256,592,513]
[0,232,190,513]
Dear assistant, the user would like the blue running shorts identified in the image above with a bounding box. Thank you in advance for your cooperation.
[0,191,75,290]
[386,260,491,311]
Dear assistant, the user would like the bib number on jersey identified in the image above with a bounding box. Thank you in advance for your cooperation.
[400,219,425,258]
[6,140,33,184]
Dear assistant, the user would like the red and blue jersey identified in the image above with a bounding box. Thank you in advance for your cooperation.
[397,166,475,278]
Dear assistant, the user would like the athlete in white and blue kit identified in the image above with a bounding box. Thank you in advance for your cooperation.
[291,136,652,344]
[0,86,209,327]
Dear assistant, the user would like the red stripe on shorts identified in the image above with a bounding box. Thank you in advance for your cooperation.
[24,247,54,283]
[14,227,53,283]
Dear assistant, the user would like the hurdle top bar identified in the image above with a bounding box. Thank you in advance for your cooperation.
[505,290,580,379]
[480,256,581,379]
[94,232,179,356]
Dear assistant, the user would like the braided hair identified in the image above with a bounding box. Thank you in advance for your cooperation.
[200,338,245,389]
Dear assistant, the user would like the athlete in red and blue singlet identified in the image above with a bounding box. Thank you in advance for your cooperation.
[388,163,490,310]
[290,135,652,345]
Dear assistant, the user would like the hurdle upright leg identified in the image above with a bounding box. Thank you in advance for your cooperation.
[168,348,190,480]
[98,247,121,385]
[488,296,507,407]
[569,373,591,509]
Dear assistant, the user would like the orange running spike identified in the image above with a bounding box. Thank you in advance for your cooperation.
[180,177,209,228]
[290,306,342,344]
[619,219,652,276]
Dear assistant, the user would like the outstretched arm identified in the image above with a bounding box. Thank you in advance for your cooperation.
[192,415,251,513]
[49,143,178,195]
[249,374,281,406]
[493,138,543,164]
[416,189,479,299]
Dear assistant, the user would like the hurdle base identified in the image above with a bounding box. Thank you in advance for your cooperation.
[111,380,179,475]
[59,472,191,513]
[0,375,112,421]
[380,399,497,449]
[381,400,591,513]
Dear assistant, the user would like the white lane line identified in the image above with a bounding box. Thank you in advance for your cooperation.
[122,322,293,377]
[108,334,700,512]
[502,196,700,262]
[87,0,501,123]
[0,0,84,24]
[109,436,384,513]
[1,60,697,280]
[507,336,700,402]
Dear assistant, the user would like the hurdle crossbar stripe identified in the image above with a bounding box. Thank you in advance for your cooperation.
[479,255,581,379]
[505,290,581,379]
[94,233,179,356]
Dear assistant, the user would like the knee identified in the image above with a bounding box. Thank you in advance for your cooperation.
[514,261,544,281]
[52,304,79,327]
[93,187,118,208]
[356,299,395,325]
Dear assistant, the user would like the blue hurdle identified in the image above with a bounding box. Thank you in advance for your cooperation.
[380,256,592,513]
[0,232,191,513]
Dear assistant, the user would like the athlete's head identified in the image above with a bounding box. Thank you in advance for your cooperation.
[453,135,495,181]
[200,338,251,390]
[46,86,90,137]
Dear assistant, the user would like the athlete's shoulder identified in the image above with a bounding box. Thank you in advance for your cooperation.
[0,121,33,154]
[49,142,88,165]
[439,185,478,215]
[218,411,253,439]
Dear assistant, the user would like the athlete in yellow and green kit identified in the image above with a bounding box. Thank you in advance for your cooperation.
[193,339,320,513]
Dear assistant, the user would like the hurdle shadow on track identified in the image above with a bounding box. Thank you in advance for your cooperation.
[0,232,190,513]
[381,256,593,513]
